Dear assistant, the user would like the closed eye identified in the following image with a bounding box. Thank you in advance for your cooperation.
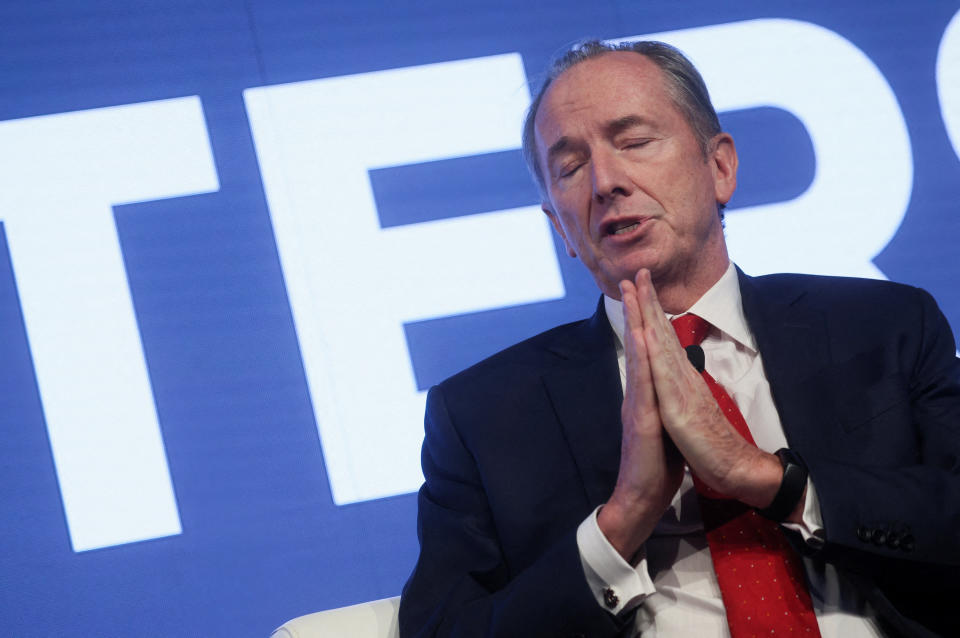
[558,162,584,178]
[621,138,652,150]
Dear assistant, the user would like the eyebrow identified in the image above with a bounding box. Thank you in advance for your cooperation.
[545,136,575,167]
[605,115,653,137]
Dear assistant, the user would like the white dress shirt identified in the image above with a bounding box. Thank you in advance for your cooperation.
[575,262,884,637]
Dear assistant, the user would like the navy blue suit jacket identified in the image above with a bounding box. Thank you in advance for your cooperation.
[400,272,960,638]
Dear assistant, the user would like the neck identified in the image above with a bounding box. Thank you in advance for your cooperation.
[653,276,720,314]
[649,243,730,315]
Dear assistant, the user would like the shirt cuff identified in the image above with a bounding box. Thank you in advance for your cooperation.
[782,477,825,548]
[576,506,656,615]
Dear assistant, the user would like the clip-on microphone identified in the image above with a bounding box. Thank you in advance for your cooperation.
[685,345,705,373]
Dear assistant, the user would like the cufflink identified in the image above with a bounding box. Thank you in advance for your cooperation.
[603,587,619,609]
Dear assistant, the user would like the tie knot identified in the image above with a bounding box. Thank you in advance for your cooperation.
[671,313,710,348]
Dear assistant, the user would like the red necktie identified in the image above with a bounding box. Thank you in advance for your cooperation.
[671,313,822,637]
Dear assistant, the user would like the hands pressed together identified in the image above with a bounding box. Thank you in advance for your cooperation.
[596,269,785,561]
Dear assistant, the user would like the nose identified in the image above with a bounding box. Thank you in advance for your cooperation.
[591,148,632,203]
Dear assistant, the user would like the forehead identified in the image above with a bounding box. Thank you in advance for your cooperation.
[534,51,679,145]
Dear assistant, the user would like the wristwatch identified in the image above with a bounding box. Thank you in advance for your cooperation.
[758,448,808,522]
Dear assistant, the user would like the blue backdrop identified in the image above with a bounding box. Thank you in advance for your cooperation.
[1,1,959,636]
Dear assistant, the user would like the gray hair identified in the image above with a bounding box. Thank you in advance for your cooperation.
[521,39,723,201]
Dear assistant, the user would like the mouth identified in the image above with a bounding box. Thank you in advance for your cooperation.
[602,216,651,239]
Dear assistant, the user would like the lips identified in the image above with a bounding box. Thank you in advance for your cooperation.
[601,216,650,238]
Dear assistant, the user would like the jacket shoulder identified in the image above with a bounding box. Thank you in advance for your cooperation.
[436,316,596,396]
[748,272,927,309]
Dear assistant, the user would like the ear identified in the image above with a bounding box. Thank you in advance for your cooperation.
[542,204,577,258]
[709,132,738,206]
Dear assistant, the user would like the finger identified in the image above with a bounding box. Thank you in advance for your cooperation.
[634,270,669,346]
[634,269,683,363]
[619,279,642,342]
[633,271,708,427]
[619,280,644,380]
[621,279,656,374]
[619,280,657,414]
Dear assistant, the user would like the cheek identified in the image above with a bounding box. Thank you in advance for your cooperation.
[559,217,595,259]
[552,199,589,234]
[659,170,715,227]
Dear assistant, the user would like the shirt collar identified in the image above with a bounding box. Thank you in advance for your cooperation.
[604,262,757,353]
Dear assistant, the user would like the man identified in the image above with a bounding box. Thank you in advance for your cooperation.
[400,40,960,637]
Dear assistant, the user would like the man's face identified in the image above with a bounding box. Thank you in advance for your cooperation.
[535,51,737,299]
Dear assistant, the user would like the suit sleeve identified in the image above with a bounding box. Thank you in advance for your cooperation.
[398,385,630,638]
[799,287,960,631]
[805,287,960,563]
[772,288,960,636]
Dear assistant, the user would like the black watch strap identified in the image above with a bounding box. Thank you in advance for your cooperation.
[758,448,808,522]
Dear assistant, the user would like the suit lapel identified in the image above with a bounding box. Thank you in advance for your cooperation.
[541,299,624,509]
[738,269,832,456]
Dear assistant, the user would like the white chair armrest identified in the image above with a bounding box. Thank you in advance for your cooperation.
[270,596,400,638]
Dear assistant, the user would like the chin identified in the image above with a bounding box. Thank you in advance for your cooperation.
[614,259,661,285]
[591,250,664,294]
